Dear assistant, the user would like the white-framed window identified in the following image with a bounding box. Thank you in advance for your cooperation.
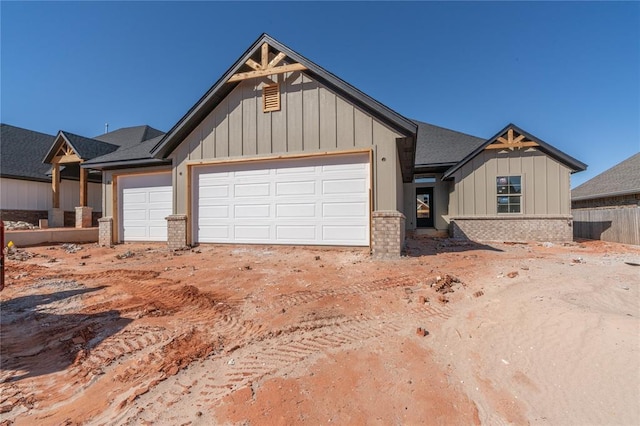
[497,176,521,213]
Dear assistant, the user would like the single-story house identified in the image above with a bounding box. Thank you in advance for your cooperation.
[80,33,586,256]
[0,123,163,227]
[572,152,639,245]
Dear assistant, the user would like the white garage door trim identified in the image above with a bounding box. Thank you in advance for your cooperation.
[192,153,370,246]
[119,172,173,242]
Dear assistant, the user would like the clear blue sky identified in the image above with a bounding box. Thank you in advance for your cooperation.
[1,1,638,188]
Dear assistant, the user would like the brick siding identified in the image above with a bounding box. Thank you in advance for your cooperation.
[0,209,48,225]
[572,193,640,210]
[98,217,113,247]
[371,210,405,258]
[451,216,573,242]
[167,215,188,251]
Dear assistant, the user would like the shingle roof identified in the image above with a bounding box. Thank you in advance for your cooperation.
[151,33,417,159]
[0,123,56,181]
[83,135,168,169]
[572,152,640,200]
[414,120,485,168]
[61,131,120,159]
[93,125,164,147]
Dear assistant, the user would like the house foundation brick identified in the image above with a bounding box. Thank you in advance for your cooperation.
[0,209,48,226]
[98,217,113,247]
[75,206,93,228]
[451,216,573,243]
[167,214,188,251]
[372,210,405,258]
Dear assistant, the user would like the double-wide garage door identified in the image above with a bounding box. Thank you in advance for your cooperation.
[119,173,173,242]
[193,153,370,246]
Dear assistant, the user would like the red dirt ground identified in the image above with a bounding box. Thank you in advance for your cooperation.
[1,237,638,425]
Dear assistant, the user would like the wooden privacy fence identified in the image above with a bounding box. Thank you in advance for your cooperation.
[572,207,640,245]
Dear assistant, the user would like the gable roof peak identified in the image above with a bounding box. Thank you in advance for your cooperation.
[151,34,417,159]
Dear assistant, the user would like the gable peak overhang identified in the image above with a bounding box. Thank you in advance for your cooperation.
[151,33,417,159]
[43,131,82,165]
[443,123,587,180]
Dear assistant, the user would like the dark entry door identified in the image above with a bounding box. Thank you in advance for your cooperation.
[416,187,434,228]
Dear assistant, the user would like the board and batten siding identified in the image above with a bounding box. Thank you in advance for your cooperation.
[449,149,572,216]
[0,177,101,212]
[170,71,404,216]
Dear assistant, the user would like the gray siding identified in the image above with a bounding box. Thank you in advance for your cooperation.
[170,72,404,215]
[449,149,572,217]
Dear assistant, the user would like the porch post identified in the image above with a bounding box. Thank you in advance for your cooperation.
[48,163,64,227]
[79,166,87,207]
[52,163,60,208]
[75,165,93,228]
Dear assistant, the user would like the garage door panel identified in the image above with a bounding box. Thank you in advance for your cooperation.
[234,183,270,197]
[322,179,366,195]
[194,154,369,246]
[199,184,229,199]
[275,181,315,196]
[149,208,171,221]
[200,205,229,218]
[234,225,271,240]
[276,203,316,218]
[323,225,367,242]
[276,225,316,241]
[149,190,172,203]
[234,204,270,218]
[323,202,367,217]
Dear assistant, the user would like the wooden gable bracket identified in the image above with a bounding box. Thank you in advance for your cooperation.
[227,42,307,83]
[485,128,539,151]
[52,139,82,164]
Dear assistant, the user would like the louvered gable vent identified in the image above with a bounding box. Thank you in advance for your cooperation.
[263,84,280,112]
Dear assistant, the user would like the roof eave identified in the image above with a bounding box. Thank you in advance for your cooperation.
[82,158,171,170]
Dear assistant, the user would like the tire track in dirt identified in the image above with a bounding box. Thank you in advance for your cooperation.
[110,301,452,425]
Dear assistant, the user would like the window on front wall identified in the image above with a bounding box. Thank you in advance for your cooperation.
[497,176,521,213]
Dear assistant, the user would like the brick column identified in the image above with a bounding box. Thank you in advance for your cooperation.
[167,214,188,251]
[371,210,406,258]
[98,217,113,247]
[75,206,93,228]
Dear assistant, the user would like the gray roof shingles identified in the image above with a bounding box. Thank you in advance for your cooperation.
[59,131,120,160]
[572,152,640,200]
[414,120,485,167]
[0,124,56,181]
[93,125,164,147]
[83,135,166,167]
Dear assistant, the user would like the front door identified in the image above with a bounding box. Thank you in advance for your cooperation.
[416,187,434,228]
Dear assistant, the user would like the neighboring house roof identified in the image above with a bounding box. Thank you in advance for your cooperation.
[83,135,169,169]
[414,120,485,169]
[572,152,640,201]
[0,123,56,182]
[93,125,164,147]
[43,131,120,163]
[443,123,587,179]
[151,33,418,159]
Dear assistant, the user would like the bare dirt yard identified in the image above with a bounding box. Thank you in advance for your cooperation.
[1,237,639,425]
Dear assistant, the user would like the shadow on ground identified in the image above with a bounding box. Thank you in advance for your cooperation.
[404,237,503,257]
[0,285,132,381]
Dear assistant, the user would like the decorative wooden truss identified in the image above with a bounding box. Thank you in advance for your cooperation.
[52,139,81,164]
[486,128,539,151]
[227,42,307,83]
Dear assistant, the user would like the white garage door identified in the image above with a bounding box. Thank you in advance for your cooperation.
[119,173,173,241]
[193,153,370,246]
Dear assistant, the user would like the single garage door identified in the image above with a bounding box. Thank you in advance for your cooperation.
[119,173,173,241]
[193,153,370,246]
